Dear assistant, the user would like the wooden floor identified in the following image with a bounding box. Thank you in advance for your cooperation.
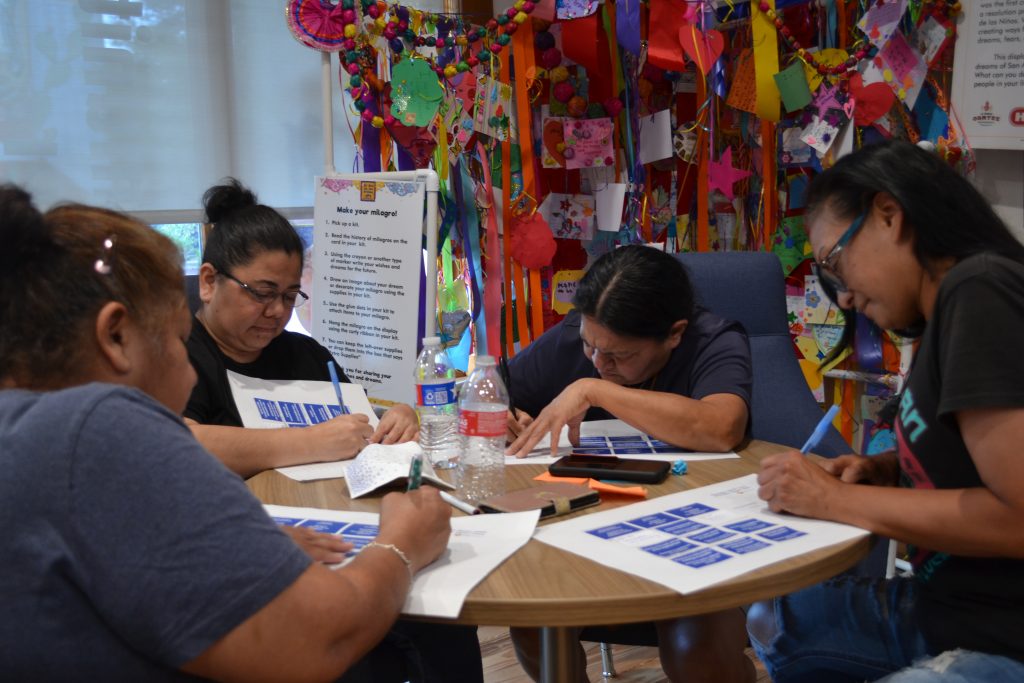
[479,626,771,682]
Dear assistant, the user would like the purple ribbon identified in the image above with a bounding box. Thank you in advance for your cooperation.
[615,0,641,56]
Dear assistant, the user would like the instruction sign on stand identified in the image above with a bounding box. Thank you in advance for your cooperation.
[312,176,424,403]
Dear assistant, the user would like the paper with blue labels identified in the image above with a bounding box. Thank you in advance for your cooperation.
[534,474,868,595]
[227,370,379,429]
[505,419,739,466]
[265,504,540,618]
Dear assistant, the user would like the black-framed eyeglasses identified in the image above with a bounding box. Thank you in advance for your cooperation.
[218,271,308,308]
[812,211,866,294]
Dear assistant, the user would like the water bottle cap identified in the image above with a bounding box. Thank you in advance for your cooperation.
[422,336,441,345]
[476,355,496,366]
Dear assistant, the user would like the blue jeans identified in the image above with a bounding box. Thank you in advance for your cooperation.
[748,576,1024,682]
[877,650,1024,682]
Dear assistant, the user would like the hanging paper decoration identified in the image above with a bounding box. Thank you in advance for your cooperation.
[707,148,752,201]
[390,58,443,126]
[285,0,968,444]
[286,0,349,51]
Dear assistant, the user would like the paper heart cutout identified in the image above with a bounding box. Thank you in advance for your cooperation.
[843,98,856,119]
[542,119,566,166]
[510,213,557,269]
[678,25,724,76]
[849,74,895,127]
[381,84,437,165]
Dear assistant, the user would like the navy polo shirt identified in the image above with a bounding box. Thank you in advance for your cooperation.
[507,308,752,422]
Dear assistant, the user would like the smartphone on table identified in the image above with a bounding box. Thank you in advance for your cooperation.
[548,454,670,484]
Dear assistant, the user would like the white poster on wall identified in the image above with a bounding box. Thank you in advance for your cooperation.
[951,1,1024,150]
[312,176,424,403]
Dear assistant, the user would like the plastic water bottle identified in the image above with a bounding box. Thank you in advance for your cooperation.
[457,355,508,503]
[414,336,459,469]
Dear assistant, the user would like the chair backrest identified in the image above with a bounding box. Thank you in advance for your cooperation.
[675,251,848,457]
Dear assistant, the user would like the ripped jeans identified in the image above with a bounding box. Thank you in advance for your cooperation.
[748,575,1024,682]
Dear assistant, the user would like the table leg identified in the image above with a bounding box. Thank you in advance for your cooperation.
[540,626,581,683]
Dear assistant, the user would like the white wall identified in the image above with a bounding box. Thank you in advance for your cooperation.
[974,149,1024,240]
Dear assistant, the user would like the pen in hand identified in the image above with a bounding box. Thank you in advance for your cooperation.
[800,404,840,455]
[327,361,350,415]
[406,453,423,491]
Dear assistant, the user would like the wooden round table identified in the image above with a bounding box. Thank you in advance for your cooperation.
[248,439,869,682]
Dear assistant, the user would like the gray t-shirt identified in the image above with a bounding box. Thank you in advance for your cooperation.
[0,383,311,680]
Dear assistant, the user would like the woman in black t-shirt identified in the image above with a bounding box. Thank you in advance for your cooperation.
[184,179,418,478]
[748,142,1024,682]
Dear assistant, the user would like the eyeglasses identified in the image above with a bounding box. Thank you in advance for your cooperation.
[813,212,866,294]
[219,271,308,308]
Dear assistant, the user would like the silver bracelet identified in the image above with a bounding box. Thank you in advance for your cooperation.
[363,541,414,578]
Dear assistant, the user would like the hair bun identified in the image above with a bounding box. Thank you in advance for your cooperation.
[202,177,259,224]
[0,184,58,276]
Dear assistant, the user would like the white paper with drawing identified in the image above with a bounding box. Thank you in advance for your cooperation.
[265,504,540,618]
[343,442,455,498]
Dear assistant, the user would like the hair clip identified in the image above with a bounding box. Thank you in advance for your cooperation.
[94,235,117,275]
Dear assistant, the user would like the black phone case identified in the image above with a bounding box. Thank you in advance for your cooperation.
[548,455,670,484]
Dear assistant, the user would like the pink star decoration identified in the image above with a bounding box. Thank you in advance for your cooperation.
[707,147,752,201]
[811,84,844,120]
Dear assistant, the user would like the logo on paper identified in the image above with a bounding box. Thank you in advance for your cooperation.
[1010,107,1024,127]
[972,100,1001,127]
[360,181,377,201]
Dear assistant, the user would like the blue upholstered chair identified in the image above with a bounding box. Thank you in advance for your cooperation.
[675,250,849,457]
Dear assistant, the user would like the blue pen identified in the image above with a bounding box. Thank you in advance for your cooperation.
[327,361,349,415]
[800,404,840,454]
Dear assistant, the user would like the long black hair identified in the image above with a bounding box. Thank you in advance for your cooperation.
[201,178,303,273]
[810,140,1022,364]
[572,245,694,339]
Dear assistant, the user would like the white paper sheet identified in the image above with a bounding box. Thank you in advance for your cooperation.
[227,370,379,429]
[504,425,574,465]
[535,474,869,595]
[638,109,673,164]
[265,504,541,618]
[594,182,628,232]
[506,419,739,465]
[344,442,454,497]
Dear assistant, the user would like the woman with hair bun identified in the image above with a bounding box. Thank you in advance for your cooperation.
[0,184,453,681]
[184,178,419,478]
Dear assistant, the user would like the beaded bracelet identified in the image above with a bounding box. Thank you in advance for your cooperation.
[363,541,414,579]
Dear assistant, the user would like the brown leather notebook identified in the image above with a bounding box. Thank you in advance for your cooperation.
[477,482,601,519]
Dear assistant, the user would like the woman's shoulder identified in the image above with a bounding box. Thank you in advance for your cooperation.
[942,253,1024,298]
[2,384,183,446]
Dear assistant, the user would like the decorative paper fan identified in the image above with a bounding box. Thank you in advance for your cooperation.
[286,0,348,52]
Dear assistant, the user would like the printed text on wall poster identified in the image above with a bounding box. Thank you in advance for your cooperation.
[312,176,425,403]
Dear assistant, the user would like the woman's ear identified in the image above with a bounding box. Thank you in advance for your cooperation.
[197,262,218,304]
[667,319,689,348]
[873,192,906,240]
[93,301,135,375]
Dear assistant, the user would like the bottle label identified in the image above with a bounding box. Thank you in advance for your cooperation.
[459,409,505,437]
[416,381,456,407]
